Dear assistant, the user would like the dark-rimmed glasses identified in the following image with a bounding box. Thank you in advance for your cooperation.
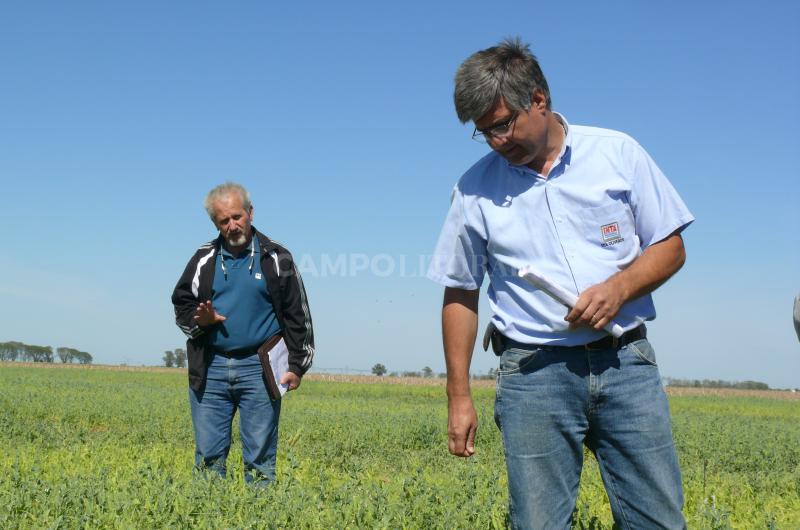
[472,112,519,143]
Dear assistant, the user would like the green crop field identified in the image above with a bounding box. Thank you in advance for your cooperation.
[1,364,798,529]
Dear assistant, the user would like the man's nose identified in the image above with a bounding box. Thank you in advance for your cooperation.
[488,134,510,148]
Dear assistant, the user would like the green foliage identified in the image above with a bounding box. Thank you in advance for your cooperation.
[665,378,770,390]
[174,348,187,368]
[73,350,93,364]
[163,350,175,368]
[56,347,93,364]
[0,366,798,529]
[1,342,90,364]
[162,348,186,368]
[16,344,53,362]
[0,341,25,361]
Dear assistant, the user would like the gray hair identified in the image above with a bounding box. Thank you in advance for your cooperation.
[204,182,252,220]
[454,37,551,124]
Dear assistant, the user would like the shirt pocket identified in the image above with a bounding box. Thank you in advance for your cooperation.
[579,202,638,257]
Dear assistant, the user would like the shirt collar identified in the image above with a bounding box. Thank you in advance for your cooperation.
[553,111,572,170]
[555,112,571,150]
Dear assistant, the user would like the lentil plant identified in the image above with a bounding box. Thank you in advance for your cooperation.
[0,365,797,529]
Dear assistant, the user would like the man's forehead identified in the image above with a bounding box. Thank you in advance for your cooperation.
[212,194,248,216]
[474,98,512,128]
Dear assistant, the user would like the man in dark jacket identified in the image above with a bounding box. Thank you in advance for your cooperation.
[172,182,314,484]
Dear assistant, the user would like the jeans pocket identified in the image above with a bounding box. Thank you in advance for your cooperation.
[627,339,657,366]
[498,348,538,376]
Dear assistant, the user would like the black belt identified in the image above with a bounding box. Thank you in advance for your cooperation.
[495,324,647,355]
[213,347,257,357]
[582,325,646,350]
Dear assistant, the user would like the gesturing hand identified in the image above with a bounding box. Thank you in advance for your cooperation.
[448,395,478,457]
[193,300,227,327]
[565,278,625,331]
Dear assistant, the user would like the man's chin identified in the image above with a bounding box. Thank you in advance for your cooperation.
[499,147,531,166]
[226,235,247,247]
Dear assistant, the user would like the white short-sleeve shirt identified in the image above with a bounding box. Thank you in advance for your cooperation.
[427,114,694,346]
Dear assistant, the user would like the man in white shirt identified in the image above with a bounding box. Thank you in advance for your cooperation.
[428,38,692,529]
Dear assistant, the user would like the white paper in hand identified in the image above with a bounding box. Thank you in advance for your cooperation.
[518,266,625,338]
[269,338,290,396]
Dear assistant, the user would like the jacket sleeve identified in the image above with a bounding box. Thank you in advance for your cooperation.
[171,253,205,340]
[277,249,315,376]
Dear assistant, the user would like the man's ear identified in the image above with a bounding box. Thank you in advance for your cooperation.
[531,89,548,111]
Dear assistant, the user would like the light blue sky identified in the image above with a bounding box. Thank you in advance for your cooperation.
[1,1,798,388]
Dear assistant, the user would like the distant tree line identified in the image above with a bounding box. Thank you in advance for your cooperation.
[472,367,498,380]
[663,377,769,390]
[371,364,438,378]
[369,364,503,380]
[310,366,775,388]
[163,348,187,368]
[0,341,92,364]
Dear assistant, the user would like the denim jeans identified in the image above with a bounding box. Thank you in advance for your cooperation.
[189,352,281,484]
[494,338,685,530]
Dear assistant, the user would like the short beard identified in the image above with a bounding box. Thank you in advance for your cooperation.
[226,233,247,248]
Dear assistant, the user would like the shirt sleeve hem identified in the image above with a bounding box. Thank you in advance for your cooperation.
[426,272,479,290]
[643,216,695,248]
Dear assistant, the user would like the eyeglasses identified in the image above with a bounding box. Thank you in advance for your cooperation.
[472,112,519,143]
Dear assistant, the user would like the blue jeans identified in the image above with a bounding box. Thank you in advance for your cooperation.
[189,352,281,484]
[494,338,685,530]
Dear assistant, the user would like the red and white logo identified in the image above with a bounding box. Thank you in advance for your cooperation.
[601,222,622,243]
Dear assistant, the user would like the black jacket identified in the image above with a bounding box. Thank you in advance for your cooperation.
[172,227,315,390]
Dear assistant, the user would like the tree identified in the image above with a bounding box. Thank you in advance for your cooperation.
[18,343,32,361]
[28,345,53,363]
[174,348,187,368]
[0,341,23,361]
[57,347,73,363]
[163,350,175,368]
[736,380,769,390]
[74,350,93,364]
[371,363,387,376]
[421,366,433,378]
[0,342,88,364]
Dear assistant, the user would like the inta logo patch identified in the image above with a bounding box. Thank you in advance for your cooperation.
[600,222,624,247]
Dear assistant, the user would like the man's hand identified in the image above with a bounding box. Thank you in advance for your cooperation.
[565,277,626,331]
[442,287,480,457]
[193,300,227,327]
[280,372,301,392]
[448,395,477,457]
[565,233,686,331]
